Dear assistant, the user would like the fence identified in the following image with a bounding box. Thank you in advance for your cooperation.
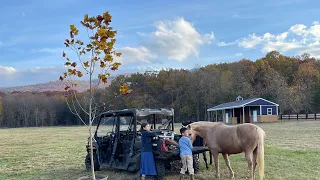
[280,113,320,120]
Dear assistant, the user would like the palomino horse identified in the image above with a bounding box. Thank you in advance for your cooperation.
[187,121,266,180]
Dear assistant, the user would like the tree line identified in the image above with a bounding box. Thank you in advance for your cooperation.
[1,51,320,128]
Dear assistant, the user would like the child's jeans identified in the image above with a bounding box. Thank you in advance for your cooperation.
[180,155,194,175]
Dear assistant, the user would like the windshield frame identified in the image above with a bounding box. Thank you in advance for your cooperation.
[95,108,175,137]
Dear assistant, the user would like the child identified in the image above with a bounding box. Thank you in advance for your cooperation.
[179,127,194,180]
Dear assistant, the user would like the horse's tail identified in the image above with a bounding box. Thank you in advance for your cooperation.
[257,127,266,180]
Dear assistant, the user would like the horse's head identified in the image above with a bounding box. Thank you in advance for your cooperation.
[186,122,202,143]
[187,121,221,142]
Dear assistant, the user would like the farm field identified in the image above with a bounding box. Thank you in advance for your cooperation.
[1,121,320,180]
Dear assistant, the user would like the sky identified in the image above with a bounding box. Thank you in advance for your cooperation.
[0,0,320,87]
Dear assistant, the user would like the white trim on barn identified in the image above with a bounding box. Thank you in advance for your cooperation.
[260,106,262,116]
[267,108,272,115]
[257,98,279,106]
[207,105,245,111]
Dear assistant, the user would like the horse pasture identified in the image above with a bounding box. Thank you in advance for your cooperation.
[0,120,319,180]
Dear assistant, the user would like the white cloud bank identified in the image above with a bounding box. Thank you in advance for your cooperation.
[117,17,214,63]
[0,66,65,87]
[0,66,17,76]
[218,21,320,58]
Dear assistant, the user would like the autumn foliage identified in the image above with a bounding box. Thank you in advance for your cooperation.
[59,11,130,95]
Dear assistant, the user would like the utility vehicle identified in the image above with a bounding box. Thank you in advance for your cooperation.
[85,108,208,179]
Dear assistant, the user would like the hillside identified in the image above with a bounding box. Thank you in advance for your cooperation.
[0,78,113,93]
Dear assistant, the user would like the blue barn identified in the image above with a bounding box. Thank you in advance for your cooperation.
[207,96,279,124]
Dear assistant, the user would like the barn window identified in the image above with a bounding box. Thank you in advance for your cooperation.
[267,108,272,115]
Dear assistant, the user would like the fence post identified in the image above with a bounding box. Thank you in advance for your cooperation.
[306,113,308,119]
[280,114,282,121]
[297,114,298,121]
[315,113,317,120]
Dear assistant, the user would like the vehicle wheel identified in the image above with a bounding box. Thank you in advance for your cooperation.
[170,160,182,172]
[85,153,100,171]
[193,155,200,174]
[154,160,165,180]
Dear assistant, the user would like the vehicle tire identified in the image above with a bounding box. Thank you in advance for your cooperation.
[193,155,200,174]
[154,160,165,180]
[170,160,182,172]
[85,153,100,171]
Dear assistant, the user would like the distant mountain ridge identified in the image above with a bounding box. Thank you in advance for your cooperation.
[0,78,115,93]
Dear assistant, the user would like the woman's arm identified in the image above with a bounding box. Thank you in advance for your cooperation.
[142,131,157,137]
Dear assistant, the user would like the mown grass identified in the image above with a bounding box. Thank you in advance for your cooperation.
[0,121,320,180]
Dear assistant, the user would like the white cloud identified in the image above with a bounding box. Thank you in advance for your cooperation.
[136,32,146,37]
[289,24,307,36]
[141,17,214,62]
[0,66,17,75]
[117,46,155,63]
[117,17,214,63]
[234,53,243,57]
[220,21,320,58]
[37,48,63,54]
[0,66,65,87]
[217,41,237,47]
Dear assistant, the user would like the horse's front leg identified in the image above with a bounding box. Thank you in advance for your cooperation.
[209,151,213,165]
[222,153,234,179]
[212,151,220,178]
[203,152,209,170]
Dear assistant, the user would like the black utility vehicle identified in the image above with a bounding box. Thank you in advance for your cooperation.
[85,108,208,179]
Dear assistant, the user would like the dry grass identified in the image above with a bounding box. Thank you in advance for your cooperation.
[0,121,320,180]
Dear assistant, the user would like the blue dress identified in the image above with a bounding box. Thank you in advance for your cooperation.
[140,130,157,175]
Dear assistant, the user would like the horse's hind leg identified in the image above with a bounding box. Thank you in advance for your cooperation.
[222,153,234,179]
[245,151,254,180]
[209,151,213,165]
[252,148,258,179]
[212,151,220,178]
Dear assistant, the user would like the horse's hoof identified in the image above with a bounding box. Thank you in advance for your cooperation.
[230,173,235,179]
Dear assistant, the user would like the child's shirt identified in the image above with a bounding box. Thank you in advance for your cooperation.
[179,136,193,156]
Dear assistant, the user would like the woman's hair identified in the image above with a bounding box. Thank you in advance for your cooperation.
[140,122,149,132]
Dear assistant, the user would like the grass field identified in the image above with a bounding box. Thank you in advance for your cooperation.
[1,121,320,180]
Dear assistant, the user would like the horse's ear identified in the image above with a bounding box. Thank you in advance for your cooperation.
[187,124,191,130]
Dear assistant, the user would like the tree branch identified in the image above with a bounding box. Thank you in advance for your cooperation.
[72,88,90,115]
[65,97,88,126]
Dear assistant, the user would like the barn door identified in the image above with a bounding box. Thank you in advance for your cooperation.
[225,113,229,124]
[253,110,257,123]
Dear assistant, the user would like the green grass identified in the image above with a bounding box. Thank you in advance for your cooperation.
[1,121,320,180]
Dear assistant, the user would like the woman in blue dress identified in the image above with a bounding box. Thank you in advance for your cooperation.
[140,122,157,180]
